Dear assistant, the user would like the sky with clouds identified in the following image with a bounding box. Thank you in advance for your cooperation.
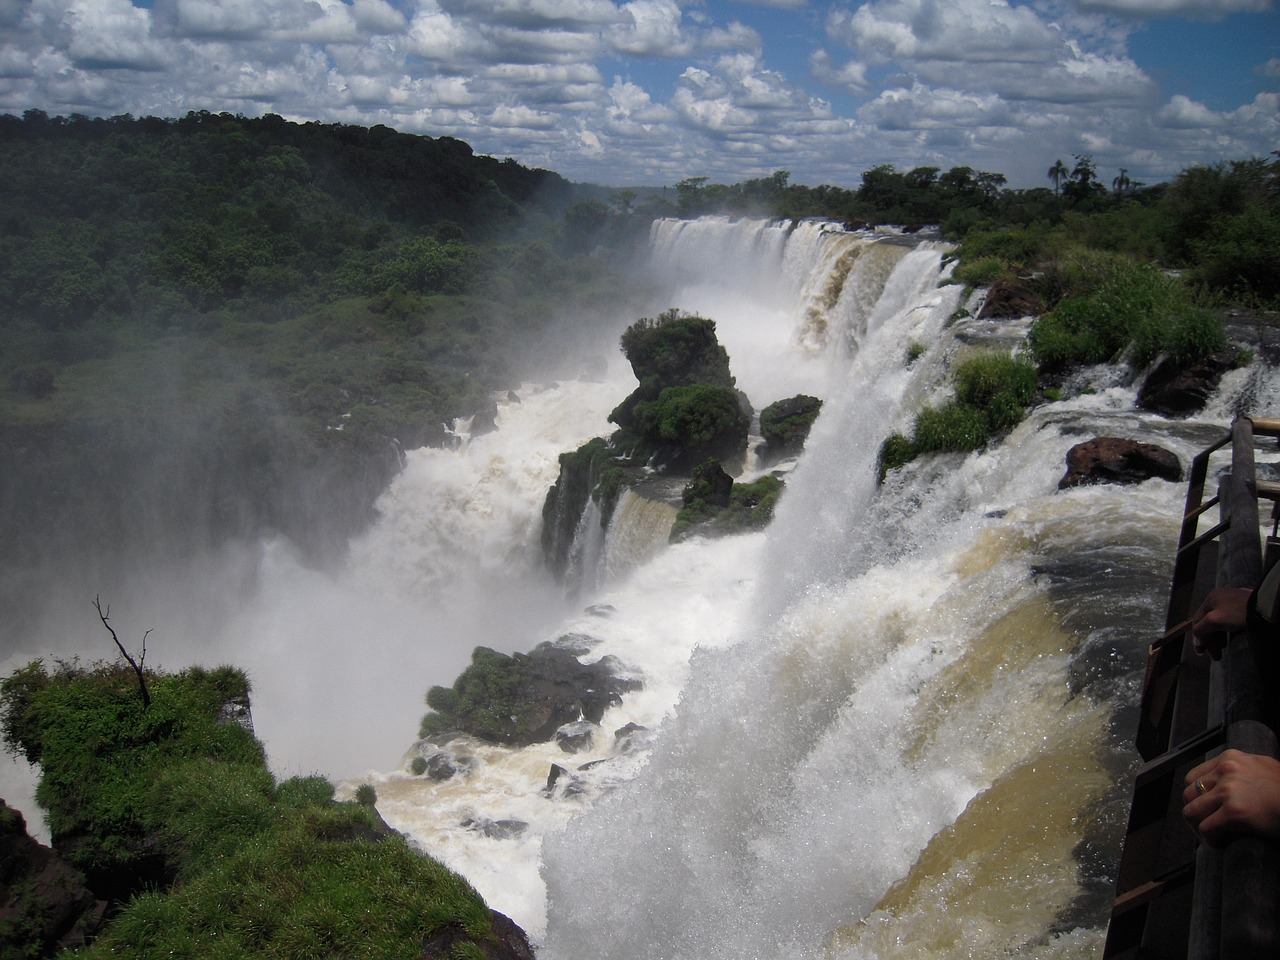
[1,0,1276,189]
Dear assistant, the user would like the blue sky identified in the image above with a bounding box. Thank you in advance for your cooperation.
[0,0,1275,189]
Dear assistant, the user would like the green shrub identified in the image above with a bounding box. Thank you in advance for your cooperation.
[146,759,279,879]
[277,775,337,810]
[955,222,1057,270]
[618,310,735,389]
[759,395,822,451]
[950,256,1008,288]
[0,661,265,889]
[1,657,499,960]
[79,809,492,960]
[877,432,917,481]
[355,783,378,806]
[953,352,1036,409]
[1028,252,1225,372]
[632,384,750,465]
[953,352,1037,431]
[913,401,989,453]
[670,471,783,541]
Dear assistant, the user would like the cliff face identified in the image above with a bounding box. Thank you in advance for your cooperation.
[0,800,106,957]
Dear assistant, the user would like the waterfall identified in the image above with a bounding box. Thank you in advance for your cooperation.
[601,490,679,585]
[364,218,1280,957]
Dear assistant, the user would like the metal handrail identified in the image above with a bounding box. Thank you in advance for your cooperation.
[1189,417,1280,959]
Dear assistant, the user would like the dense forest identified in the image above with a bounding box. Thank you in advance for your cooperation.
[670,153,1279,304]
[0,111,665,625]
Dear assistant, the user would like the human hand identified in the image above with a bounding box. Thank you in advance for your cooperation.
[1190,587,1253,660]
[1183,749,1280,846]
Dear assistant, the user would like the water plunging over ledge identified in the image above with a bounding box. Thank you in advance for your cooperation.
[359,218,1277,958]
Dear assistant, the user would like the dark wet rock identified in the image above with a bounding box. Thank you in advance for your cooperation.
[418,752,473,782]
[978,279,1041,319]
[1137,349,1238,417]
[421,644,642,748]
[614,722,652,752]
[757,395,823,467]
[0,800,107,957]
[461,818,529,840]
[685,460,734,510]
[1058,437,1183,489]
[469,398,500,437]
[544,763,587,798]
[550,632,601,656]
[555,721,596,753]
[422,910,536,960]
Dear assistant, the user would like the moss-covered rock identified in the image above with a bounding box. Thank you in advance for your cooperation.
[618,309,736,391]
[758,395,822,466]
[419,642,641,747]
[670,466,784,542]
[541,311,753,577]
[539,435,642,579]
[877,351,1037,481]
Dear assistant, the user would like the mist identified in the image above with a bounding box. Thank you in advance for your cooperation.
[0,262,660,841]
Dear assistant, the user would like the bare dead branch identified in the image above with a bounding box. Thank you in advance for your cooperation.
[94,596,151,709]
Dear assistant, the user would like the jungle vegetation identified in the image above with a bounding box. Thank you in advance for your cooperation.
[0,659,497,959]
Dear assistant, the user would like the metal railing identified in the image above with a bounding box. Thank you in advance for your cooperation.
[1105,416,1280,959]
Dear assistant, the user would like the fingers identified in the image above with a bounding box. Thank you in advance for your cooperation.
[1181,751,1280,846]
[1190,588,1252,659]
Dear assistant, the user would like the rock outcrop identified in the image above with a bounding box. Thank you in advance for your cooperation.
[978,279,1041,319]
[422,910,536,960]
[758,394,822,467]
[1059,437,1183,489]
[541,310,755,578]
[0,800,107,956]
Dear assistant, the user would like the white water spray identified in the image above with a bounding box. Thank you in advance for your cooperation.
[363,220,1276,958]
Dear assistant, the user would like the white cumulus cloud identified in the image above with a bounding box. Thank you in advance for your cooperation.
[1072,0,1271,17]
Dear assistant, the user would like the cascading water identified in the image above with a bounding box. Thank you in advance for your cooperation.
[5,214,1268,956]
[366,219,1280,958]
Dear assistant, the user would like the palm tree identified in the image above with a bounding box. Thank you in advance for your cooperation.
[1048,159,1069,195]
[1112,168,1132,197]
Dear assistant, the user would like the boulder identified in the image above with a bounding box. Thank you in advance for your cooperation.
[1059,437,1183,489]
[507,648,640,744]
[469,398,500,438]
[1137,350,1237,417]
[555,720,596,753]
[422,752,470,782]
[461,818,529,840]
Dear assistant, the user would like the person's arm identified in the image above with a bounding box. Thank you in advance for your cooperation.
[1183,749,1280,845]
